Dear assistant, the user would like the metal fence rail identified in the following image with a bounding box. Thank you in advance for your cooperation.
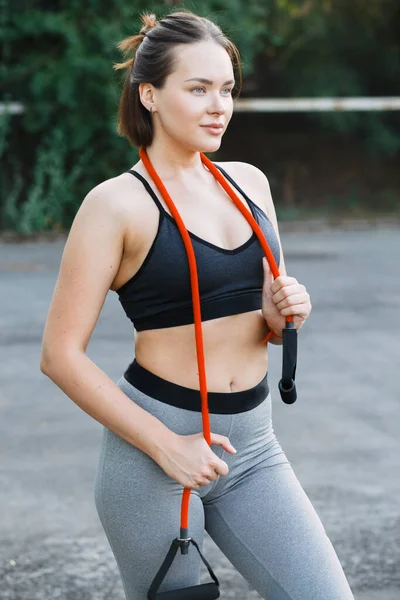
[2,98,400,115]
[233,97,400,112]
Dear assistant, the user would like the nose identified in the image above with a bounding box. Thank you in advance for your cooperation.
[208,92,226,115]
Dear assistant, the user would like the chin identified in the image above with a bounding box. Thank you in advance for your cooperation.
[197,139,222,153]
[182,135,222,154]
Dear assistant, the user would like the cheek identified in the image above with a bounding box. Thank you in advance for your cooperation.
[180,95,204,120]
[164,97,191,123]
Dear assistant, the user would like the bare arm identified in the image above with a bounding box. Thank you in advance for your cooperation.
[40,180,177,462]
[241,163,288,345]
[262,174,286,345]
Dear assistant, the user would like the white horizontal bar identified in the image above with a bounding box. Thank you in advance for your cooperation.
[2,98,400,116]
[233,97,400,112]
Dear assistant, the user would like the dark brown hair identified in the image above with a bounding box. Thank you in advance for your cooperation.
[113,9,243,148]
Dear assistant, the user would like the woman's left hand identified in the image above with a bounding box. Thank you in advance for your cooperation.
[261,257,312,337]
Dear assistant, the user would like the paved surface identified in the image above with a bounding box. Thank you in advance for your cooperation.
[0,223,399,599]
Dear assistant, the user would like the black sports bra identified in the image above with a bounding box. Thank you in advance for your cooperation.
[116,164,281,331]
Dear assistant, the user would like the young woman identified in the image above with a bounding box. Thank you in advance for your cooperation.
[40,10,355,600]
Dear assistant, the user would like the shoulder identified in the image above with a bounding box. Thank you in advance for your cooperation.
[213,161,273,216]
[78,173,147,228]
[218,160,268,178]
[214,160,269,182]
[83,173,140,206]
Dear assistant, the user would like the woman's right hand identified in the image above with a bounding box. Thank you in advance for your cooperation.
[156,431,237,490]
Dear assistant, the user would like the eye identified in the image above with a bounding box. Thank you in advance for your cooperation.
[191,86,233,94]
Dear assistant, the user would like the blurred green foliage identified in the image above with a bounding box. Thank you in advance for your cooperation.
[270,0,400,156]
[1,0,399,232]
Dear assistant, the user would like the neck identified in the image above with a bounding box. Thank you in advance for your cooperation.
[141,141,211,182]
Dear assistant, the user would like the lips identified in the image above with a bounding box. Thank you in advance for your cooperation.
[201,124,223,129]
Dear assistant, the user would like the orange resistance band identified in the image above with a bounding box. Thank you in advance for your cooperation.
[139,146,292,531]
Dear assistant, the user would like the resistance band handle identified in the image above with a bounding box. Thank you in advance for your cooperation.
[147,537,220,600]
[152,583,219,600]
[278,321,297,404]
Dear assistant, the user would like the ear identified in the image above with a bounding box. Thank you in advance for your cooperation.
[139,83,156,110]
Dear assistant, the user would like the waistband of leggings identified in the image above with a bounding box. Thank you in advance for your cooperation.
[123,359,269,414]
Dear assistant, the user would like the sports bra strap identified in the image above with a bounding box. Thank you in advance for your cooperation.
[213,164,253,203]
[127,164,254,215]
[126,169,167,214]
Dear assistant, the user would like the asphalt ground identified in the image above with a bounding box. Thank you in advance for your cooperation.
[0,222,399,599]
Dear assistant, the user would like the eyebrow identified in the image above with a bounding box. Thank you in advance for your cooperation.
[184,77,235,85]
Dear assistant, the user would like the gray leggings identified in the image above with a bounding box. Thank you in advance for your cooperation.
[94,373,354,600]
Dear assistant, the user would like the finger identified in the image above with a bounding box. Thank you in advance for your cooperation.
[262,260,273,292]
[280,304,309,316]
[271,275,297,292]
[262,257,273,279]
[276,292,309,310]
[272,284,301,303]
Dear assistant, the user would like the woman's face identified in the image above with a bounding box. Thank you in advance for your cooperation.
[144,40,235,153]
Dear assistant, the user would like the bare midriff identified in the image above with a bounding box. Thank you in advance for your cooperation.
[134,310,269,393]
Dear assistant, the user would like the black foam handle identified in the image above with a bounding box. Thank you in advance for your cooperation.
[155,582,220,599]
[278,377,297,404]
[148,537,220,600]
[279,324,298,404]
